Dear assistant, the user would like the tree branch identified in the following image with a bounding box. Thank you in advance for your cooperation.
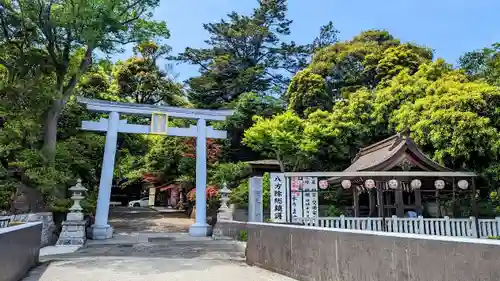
[62,46,93,102]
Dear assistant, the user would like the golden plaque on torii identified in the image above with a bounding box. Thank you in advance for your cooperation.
[150,112,169,135]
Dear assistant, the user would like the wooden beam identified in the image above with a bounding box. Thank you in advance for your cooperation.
[287,171,477,178]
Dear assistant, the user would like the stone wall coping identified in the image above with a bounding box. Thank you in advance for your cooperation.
[217,219,500,246]
[0,221,42,235]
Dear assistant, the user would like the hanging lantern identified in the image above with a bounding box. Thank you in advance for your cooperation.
[434,179,445,190]
[319,180,329,189]
[388,179,398,189]
[410,179,422,190]
[365,179,375,189]
[341,180,352,189]
[457,180,469,190]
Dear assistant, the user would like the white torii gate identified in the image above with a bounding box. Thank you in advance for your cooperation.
[77,98,234,239]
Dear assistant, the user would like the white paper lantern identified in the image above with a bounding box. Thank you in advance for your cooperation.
[434,179,445,190]
[365,179,375,189]
[410,179,422,190]
[457,180,469,190]
[319,180,329,189]
[341,180,351,189]
[388,179,398,189]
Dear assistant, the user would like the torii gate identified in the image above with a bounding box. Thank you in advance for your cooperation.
[77,98,234,239]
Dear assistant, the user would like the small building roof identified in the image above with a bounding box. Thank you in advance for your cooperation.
[245,159,281,176]
[344,133,452,172]
[246,159,281,166]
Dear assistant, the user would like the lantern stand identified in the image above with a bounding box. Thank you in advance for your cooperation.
[56,179,87,248]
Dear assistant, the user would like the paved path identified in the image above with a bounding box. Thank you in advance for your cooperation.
[24,208,295,281]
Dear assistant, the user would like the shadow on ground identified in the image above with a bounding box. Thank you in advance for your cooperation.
[108,207,192,233]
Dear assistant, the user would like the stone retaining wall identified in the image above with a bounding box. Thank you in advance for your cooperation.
[0,222,42,281]
[215,220,500,281]
[0,212,56,247]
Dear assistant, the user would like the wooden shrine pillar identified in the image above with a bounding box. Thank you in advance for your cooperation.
[395,185,404,217]
[471,177,478,217]
[414,188,422,215]
[353,187,360,217]
[376,183,384,217]
[368,189,376,217]
[436,189,441,218]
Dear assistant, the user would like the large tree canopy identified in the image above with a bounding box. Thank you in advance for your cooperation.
[176,0,337,108]
[286,30,433,116]
[0,0,170,161]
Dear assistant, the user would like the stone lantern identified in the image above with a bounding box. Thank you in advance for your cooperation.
[56,179,88,247]
[217,182,232,221]
[66,179,87,221]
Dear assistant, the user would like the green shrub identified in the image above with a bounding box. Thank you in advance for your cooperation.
[237,230,248,242]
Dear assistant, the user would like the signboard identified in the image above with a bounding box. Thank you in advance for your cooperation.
[270,173,286,223]
[148,187,156,207]
[302,177,315,218]
[248,176,263,222]
[290,176,303,223]
[150,112,169,135]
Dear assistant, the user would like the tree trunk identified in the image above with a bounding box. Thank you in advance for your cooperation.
[41,100,63,162]
[276,152,285,172]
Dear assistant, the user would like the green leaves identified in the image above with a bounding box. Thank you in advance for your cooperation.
[243,111,318,171]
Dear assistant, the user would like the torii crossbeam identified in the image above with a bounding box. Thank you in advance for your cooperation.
[77,98,234,239]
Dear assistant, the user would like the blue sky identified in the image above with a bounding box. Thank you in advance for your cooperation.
[113,0,500,82]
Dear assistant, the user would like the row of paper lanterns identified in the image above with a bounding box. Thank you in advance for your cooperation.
[339,179,470,190]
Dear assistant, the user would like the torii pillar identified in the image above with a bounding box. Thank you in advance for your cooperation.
[77,98,234,239]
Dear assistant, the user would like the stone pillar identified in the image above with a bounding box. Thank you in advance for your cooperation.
[91,111,119,240]
[148,187,156,207]
[56,179,88,247]
[189,118,211,237]
[248,176,263,222]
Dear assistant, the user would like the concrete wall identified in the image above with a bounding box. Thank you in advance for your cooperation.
[0,222,42,281]
[0,212,57,247]
[215,220,500,281]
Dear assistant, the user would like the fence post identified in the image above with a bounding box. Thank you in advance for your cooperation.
[392,215,398,232]
[418,216,425,235]
[495,217,500,237]
[340,215,346,229]
[470,216,478,238]
[444,216,451,236]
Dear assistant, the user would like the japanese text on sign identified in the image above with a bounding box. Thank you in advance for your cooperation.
[270,173,286,222]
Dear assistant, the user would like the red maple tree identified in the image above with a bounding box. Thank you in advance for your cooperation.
[182,138,221,165]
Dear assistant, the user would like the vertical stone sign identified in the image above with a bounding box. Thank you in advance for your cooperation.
[270,173,286,223]
[290,176,303,223]
[148,187,156,207]
[248,176,263,222]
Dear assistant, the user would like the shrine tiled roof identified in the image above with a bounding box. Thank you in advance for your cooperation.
[343,133,452,172]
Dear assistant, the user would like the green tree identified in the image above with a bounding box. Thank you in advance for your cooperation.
[459,43,500,86]
[293,30,432,108]
[243,111,318,171]
[286,68,329,117]
[219,92,284,161]
[0,0,170,161]
[114,42,187,106]
[176,0,336,108]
